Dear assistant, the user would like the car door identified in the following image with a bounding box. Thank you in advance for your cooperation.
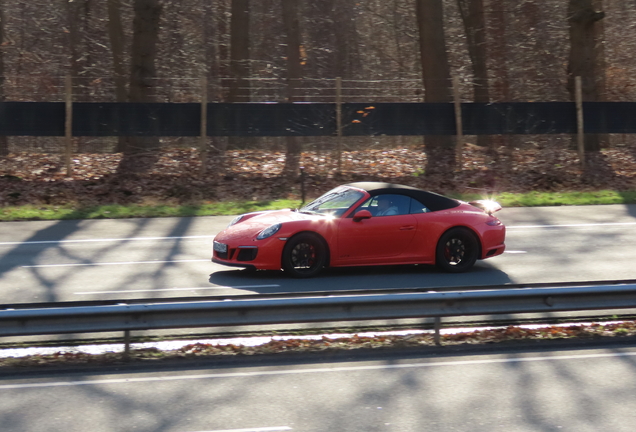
[335,194,418,264]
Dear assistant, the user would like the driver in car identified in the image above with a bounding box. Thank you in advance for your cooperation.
[376,196,399,216]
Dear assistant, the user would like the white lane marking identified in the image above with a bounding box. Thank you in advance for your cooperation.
[503,250,527,254]
[73,285,280,295]
[0,235,214,246]
[22,259,210,268]
[507,222,636,229]
[1,350,635,390]
[192,428,291,432]
[2,221,634,247]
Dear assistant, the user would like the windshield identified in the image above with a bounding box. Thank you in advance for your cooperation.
[299,186,365,217]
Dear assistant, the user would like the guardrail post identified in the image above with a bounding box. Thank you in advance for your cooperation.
[123,330,131,361]
[434,317,442,346]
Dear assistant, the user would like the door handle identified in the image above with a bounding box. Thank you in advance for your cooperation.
[399,225,415,230]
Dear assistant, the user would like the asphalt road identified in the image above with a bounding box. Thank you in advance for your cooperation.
[1,204,636,304]
[1,343,636,431]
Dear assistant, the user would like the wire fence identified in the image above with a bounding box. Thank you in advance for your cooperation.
[1,75,618,103]
[1,76,635,157]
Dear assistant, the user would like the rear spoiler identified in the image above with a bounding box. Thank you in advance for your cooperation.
[469,200,502,215]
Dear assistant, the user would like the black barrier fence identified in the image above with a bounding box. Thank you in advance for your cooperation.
[0,101,634,137]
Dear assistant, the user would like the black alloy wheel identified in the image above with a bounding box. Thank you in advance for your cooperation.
[435,227,479,273]
[282,233,327,278]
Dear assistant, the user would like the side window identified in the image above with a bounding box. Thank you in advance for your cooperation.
[359,194,411,216]
[358,196,377,212]
[409,198,430,214]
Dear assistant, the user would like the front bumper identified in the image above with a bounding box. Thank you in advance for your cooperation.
[212,239,286,270]
[211,257,256,270]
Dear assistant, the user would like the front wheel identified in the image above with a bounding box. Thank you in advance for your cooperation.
[282,233,327,278]
[436,228,479,273]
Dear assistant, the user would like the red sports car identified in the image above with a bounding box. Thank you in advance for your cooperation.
[212,182,505,277]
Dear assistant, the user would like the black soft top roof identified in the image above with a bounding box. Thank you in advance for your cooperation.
[346,182,460,212]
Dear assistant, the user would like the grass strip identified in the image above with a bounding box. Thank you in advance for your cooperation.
[1,191,636,221]
[0,199,301,221]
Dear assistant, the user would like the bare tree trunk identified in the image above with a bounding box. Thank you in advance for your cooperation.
[65,0,89,152]
[306,0,361,88]
[66,0,85,86]
[592,0,607,99]
[457,0,489,148]
[228,0,250,103]
[203,0,229,170]
[107,0,128,153]
[282,0,302,179]
[591,0,608,151]
[218,0,231,100]
[228,0,250,150]
[0,0,7,157]
[486,0,511,168]
[334,0,362,79]
[117,0,162,174]
[567,0,605,153]
[488,0,509,103]
[415,0,455,177]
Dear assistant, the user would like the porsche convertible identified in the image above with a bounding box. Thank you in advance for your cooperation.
[212,182,505,278]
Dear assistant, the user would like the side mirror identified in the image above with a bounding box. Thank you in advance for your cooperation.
[353,209,372,222]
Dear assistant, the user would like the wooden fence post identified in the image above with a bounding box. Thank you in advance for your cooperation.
[452,76,464,169]
[64,75,73,177]
[199,76,208,177]
[335,77,342,173]
[575,76,585,168]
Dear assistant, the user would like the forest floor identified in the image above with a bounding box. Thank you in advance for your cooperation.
[2,143,636,207]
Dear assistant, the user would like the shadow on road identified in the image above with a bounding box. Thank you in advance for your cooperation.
[208,261,513,294]
[0,216,201,304]
[0,219,84,303]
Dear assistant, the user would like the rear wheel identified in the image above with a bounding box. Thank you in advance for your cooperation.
[282,233,327,278]
[436,228,479,273]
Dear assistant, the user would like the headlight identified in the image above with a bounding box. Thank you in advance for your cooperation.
[228,215,245,227]
[256,223,281,240]
[486,218,502,226]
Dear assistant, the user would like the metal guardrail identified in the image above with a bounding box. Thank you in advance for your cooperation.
[2,284,636,345]
[5,279,636,311]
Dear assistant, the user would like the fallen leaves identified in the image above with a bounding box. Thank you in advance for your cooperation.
[1,321,635,369]
[1,143,636,207]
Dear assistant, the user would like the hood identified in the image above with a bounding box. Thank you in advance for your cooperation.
[216,209,323,242]
[241,209,325,226]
